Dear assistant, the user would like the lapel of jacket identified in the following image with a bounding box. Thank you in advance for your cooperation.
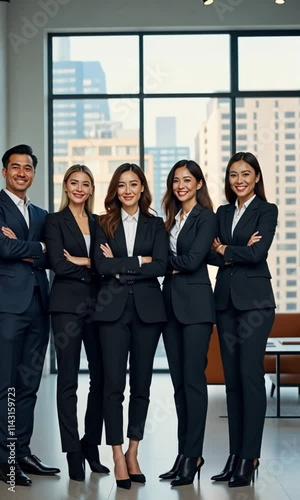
[114,220,128,256]
[88,213,96,257]
[224,203,235,243]
[0,189,29,237]
[28,204,38,240]
[232,196,261,237]
[133,212,148,256]
[176,204,201,255]
[63,206,88,256]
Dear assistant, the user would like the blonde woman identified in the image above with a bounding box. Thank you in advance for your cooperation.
[45,165,109,481]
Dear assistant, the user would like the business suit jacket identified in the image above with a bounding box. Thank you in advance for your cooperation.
[163,204,217,325]
[0,189,49,313]
[93,213,168,323]
[211,196,278,311]
[45,206,96,314]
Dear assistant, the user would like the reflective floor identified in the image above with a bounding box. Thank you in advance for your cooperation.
[0,373,299,500]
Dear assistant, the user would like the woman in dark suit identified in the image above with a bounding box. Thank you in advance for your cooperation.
[45,164,109,481]
[159,160,217,487]
[93,163,168,490]
[209,152,278,487]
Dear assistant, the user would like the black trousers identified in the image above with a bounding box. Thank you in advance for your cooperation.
[216,299,275,458]
[99,294,161,445]
[52,313,104,452]
[0,289,49,462]
[163,315,212,458]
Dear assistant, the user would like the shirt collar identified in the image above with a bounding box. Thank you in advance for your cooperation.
[235,194,256,210]
[4,188,30,207]
[175,207,193,222]
[121,207,139,222]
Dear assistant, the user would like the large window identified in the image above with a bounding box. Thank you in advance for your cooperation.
[49,31,300,371]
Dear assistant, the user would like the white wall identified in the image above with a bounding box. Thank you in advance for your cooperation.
[5,0,300,204]
[0,2,8,159]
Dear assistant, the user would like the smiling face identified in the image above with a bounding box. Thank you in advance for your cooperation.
[64,171,93,207]
[117,170,144,214]
[229,160,260,205]
[2,154,35,199]
[172,166,202,211]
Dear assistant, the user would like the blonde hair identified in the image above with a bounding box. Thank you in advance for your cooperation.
[59,164,95,213]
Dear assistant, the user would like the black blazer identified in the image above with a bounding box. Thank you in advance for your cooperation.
[45,206,97,314]
[93,213,168,323]
[163,204,217,325]
[210,196,278,311]
[0,189,49,313]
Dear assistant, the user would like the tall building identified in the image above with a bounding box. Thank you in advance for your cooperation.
[53,39,110,156]
[147,117,189,214]
[196,97,300,313]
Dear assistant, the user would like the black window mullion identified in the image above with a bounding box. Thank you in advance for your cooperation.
[139,35,145,171]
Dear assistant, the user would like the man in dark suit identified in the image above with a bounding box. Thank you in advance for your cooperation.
[0,144,60,486]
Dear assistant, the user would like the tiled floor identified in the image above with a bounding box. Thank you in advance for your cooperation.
[1,373,299,499]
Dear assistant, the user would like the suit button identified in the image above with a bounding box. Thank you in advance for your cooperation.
[127,280,134,285]
[230,273,233,276]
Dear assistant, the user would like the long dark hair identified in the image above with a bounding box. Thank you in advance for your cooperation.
[225,152,267,204]
[99,163,153,238]
[162,159,213,232]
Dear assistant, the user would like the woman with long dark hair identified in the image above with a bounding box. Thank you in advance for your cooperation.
[159,159,217,487]
[45,164,109,481]
[93,163,168,489]
[209,152,278,487]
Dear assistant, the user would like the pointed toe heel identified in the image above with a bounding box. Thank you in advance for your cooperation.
[116,478,131,489]
[211,453,240,482]
[228,458,260,488]
[129,473,146,483]
[159,454,184,480]
[171,457,204,487]
[80,439,110,474]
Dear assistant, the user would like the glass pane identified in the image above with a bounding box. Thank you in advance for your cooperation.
[53,98,139,214]
[144,35,230,93]
[52,36,139,94]
[238,37,300,91]
[233,97,300,313]
[144,98,231,216]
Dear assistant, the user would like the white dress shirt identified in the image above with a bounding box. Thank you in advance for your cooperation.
[4,188,30,227]
[169,208,193,256]
[4,188,45,252]
[121,208,142,266]
[231,194,256,236]
[83,234,91,256]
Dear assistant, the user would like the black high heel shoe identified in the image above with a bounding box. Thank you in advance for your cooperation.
[80,439,110,474]
[171,457,204,487]
[114,454,131,490]
[211,454,240,481]
[116,478,131,489]
[228,458,260,488]
[66,451,85,482]
[124,451,146,483]
[159,454,184,480]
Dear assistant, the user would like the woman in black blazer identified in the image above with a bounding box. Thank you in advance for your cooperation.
[159,160,217,487]
[209,152,278,487]
[93,163,168,490]
[45,164,109,481]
